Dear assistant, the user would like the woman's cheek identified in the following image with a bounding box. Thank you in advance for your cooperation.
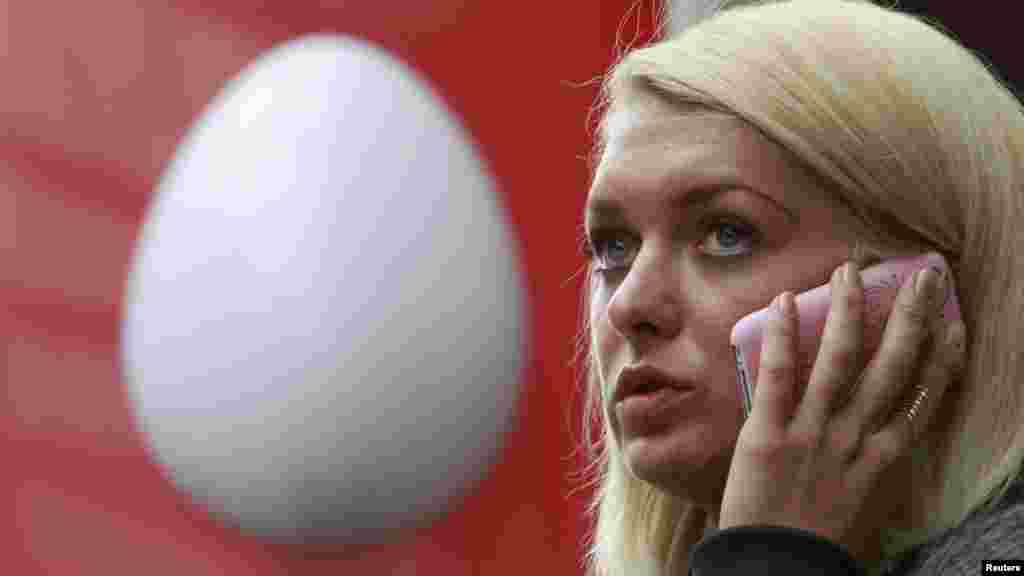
[591,304,619,380]
[589,285,612,340]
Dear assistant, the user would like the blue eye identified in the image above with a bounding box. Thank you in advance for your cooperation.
[581,215,760,276]
[700,217,758,257]
[583,232,635,273]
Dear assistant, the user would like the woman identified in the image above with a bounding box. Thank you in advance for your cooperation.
[575,0,1024,574]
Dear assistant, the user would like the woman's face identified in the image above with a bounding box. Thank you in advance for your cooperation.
[585,99,873,508]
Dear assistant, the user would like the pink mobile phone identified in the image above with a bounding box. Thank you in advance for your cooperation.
[730,252,961,420]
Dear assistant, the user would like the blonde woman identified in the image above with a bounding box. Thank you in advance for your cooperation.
[576,1,1024,574]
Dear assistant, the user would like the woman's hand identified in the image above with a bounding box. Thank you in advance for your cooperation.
[718,259,967,558]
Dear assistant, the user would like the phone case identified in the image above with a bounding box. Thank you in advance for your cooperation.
[730,252,961,420]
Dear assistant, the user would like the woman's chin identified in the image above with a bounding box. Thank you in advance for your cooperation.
[621,433,732,501]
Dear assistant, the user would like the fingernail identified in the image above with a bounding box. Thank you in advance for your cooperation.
[947,321,967,374]
[933,267,947,303]
[947,321,966,350]
[915,267,942,303]
[777,292,794,315]
[843,261,859,286]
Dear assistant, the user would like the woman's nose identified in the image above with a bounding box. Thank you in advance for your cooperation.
[605,245,684,345]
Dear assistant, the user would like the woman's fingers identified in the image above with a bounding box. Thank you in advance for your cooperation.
[848,266,944,435]
[795,262,864,436]
[751,291,800,431]
[859,319,966,473]
[722,256,968,553]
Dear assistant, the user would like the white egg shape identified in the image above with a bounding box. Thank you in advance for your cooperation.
[122,34,527,544]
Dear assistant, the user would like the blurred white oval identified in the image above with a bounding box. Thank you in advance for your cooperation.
[122,34,528,544]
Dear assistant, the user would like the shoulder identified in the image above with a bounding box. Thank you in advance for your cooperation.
[914,472,1024,574]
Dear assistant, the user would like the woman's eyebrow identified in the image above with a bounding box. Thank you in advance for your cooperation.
[585,184,732,225]
[584,181,797,228]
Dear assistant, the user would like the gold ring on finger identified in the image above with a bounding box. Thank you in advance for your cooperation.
[901,383,930,428]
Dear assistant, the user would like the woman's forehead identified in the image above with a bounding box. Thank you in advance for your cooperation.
[593,107,787,198]
[601,104,747,156]
[588,105,844,226]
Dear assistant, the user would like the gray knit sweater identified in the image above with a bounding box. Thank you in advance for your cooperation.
[689,469,1024,575]
[880,470,1024,574]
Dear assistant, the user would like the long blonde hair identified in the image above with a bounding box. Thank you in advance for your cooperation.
[575,1,1024,574]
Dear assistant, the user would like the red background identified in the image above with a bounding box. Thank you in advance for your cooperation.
[3,1,662,574]
[6,2,1016,574]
